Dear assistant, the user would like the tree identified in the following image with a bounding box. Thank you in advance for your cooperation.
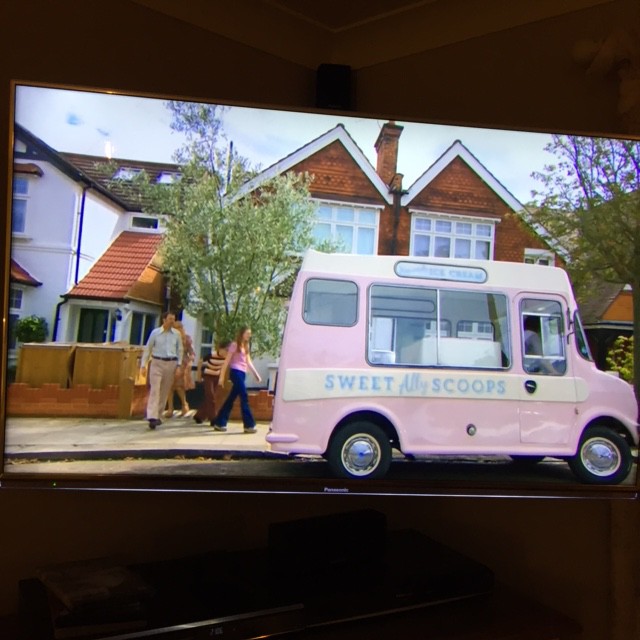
[525,135,640,410]
[138,101,323,356]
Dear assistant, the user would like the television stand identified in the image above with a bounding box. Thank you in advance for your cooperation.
[2,585,581,639]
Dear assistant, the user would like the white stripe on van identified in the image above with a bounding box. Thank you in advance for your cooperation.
[281,369,588,403]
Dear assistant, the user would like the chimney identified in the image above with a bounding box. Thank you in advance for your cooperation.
[375,121,404,186]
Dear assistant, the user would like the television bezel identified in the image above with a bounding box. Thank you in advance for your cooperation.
[1,78,638,501]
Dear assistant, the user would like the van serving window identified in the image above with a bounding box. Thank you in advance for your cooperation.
[368,285,509,369]
[395,261,487,283]
[303,278,358,327]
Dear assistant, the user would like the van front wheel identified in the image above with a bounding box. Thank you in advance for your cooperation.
[568,426,632,485]
[327,422,391,480]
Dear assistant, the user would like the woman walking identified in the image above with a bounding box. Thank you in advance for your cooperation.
[165,320,195,416]
[213,326,262,433]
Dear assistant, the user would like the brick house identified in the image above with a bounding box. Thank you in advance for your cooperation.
[579,282,633,370]
[241,120,558,267]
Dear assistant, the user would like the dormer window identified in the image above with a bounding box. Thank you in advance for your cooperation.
[113,167,142,181]
[131,216,159,230]
[524,249,555,266]
[156,171,180,184]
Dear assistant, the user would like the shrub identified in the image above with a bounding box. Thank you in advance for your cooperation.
[13,315,48,343]
[606,335,634,383]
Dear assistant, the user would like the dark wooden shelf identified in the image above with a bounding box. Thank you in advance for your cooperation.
[3,583,580,640]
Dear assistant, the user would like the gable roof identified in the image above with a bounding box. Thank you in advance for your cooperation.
[10,259,42,287]
[59,153,181,212]
[13,123,129,210]
[233,124,393,205]
[579,281,628,324]
[64,231,164,302]
[403,139,566,258]
[402,140,523,211]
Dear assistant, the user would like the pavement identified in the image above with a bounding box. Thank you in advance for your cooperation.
[3,411,277,461]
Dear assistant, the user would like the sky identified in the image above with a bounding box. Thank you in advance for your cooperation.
[14,84,560,204]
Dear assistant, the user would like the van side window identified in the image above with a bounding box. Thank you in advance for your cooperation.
[521,299,566,375]
[368,285,510,369]
[303,278,358,326]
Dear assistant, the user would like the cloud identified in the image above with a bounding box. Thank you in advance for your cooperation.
[66,112,83,126]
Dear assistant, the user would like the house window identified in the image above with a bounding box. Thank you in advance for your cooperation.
[313,203,378,254]
[411,215,495,260]
[130,312,157,345]
[131,216,159,230]
[9,287,23,311]
[200,327,214,360]
[524,249,555,266]
[457,320,494,340]
[156,171,180,184]
[12,176,29,233]
[113,167,142,181]
[8,286,24,350]
[78,308,114,343]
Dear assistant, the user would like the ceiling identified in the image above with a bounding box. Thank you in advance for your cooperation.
[130,0,614,69]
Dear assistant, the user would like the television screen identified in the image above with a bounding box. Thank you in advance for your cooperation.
[2,80,638,498]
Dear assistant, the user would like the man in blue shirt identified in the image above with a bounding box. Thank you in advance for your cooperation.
[140,311,184,429]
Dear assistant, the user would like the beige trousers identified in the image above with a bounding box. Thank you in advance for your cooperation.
[146,359,178,420]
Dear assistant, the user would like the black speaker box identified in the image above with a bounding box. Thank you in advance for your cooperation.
[316,63,353,110]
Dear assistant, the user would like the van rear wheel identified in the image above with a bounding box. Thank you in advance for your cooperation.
[327,422,391,480]
[568,426,632,485]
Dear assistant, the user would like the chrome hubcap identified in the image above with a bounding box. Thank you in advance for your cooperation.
[342,434,380,476]
[581,437,621,477]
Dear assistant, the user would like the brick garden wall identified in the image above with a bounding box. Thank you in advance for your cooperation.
[6,383,274,421]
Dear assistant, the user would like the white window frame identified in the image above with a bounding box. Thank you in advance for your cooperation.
[457,320,494,340]
[409,211,497,260]
[524,248,555,266]
[12,175,30,234]
[313,200,380,255]
[200,327,214,361]
[8,285,25,350]
[156,171,180,184]
[131,215,159,230]
[113,167,143,181]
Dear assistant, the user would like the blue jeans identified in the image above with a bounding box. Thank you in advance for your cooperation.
[214,368,255,429]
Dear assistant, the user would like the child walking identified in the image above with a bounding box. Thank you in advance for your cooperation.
[193,340,230,425]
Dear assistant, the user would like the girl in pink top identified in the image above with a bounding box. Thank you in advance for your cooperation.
[213,326,262,433]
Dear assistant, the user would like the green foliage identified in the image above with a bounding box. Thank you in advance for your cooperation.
[526,136,640,294]
[122,101,331,357]
[606,336,634,383]
[158,170,319,356]
[524,134,640,405]
[14,315,48,343]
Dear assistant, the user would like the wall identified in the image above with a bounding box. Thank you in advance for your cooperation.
[1,1,639,639]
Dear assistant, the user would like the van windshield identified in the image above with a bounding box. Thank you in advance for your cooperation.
[573,311,594,361]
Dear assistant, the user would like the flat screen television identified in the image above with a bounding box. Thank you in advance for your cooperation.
[1,80,638,499]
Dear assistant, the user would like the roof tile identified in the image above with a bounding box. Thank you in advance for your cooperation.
[66,231,163,300]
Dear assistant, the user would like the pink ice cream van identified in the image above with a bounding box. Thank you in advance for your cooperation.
[267,250,639,484]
